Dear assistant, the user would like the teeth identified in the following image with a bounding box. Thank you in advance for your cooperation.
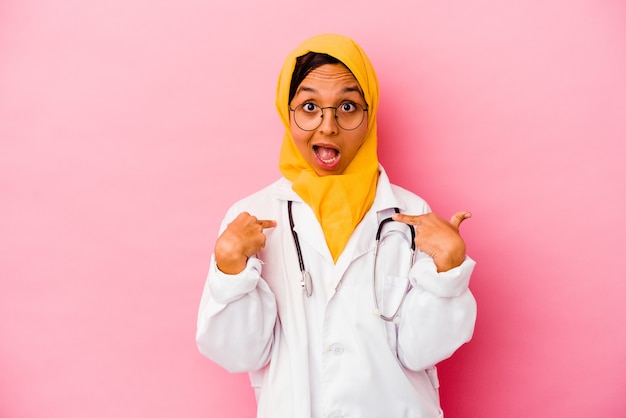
[314,145,339,165]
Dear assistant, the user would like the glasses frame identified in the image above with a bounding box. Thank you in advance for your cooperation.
[288,102,368,131]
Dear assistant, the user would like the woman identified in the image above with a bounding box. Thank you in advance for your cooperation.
[196,34,477,418]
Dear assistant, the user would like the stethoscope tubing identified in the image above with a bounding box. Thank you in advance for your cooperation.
[287,201,416,323]
[288,200,312,297]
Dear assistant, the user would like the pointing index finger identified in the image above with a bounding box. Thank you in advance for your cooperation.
[258,219,277,229]
[391,213,422,225]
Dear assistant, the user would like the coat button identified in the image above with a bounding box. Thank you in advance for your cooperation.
[328,342,344,355]
[328,411,343,418]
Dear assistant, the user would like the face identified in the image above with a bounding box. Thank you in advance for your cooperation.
[289,64,368,176]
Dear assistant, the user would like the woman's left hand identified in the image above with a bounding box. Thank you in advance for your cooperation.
[392,211,471,272]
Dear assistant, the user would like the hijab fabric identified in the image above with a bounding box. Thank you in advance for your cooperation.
[276,34,380,262]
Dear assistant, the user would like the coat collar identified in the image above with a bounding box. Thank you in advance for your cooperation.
[273,165,402,211]
[272,165,406,268]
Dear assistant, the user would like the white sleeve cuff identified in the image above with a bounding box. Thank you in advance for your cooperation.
[410,254,476,298]
[208,255,263,304]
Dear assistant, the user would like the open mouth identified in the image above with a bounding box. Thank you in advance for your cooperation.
[313,145,340,167]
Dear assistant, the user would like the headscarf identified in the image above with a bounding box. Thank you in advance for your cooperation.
[276,34,380,262]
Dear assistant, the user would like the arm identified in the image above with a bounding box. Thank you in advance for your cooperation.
[196,212,278,373]
[393,210,477,370]
[397,255,477,371]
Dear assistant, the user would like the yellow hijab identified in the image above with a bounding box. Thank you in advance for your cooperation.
[276,34,380,262]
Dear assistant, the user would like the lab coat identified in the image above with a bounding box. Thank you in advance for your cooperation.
[196,167,477,418]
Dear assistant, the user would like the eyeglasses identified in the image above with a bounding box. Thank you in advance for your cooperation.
[289,102,368,131]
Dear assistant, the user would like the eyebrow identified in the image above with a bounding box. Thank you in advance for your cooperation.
[296,85,363,96]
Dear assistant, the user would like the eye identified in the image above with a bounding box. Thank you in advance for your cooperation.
[339,102,357,113]
[301,102,318,113]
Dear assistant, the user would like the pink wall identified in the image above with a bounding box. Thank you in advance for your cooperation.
[1,0,625,417]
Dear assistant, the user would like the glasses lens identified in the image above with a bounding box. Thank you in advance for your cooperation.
[293,103,367,131]
[336,103,366,130]
[294,103,322,131]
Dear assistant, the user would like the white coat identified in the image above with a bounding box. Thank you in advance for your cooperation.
[196,167,477,418]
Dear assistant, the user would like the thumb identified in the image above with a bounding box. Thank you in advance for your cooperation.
[450,211,472,230]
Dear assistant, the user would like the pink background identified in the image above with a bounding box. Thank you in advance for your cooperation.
[1,0,625,417]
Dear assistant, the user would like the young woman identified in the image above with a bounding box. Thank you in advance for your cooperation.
[197,33,477,418]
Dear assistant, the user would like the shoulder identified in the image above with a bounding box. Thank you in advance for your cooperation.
[389,183,431,215]
[223,178,290,222]
[377,165,430,215]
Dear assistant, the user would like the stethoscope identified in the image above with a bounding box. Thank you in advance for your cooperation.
[288,201,416,323]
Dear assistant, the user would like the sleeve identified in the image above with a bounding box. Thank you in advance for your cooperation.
[396,252,477,371]
[196,240,278,373]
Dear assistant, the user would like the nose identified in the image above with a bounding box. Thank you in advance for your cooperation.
[318,107,339,135]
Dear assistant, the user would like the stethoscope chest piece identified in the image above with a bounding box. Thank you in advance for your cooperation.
[301,270,313,297]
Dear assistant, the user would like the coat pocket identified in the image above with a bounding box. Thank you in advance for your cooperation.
[380,274,411,353]
[381,274,411,319]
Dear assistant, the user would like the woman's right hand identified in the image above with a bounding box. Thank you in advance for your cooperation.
[214,212,277,275]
